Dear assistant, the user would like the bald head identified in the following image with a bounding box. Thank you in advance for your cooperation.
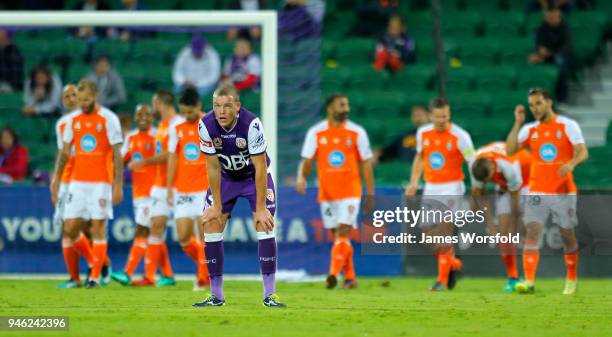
[62,84,78,112]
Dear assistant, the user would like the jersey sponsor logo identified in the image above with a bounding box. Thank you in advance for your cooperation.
[266,188,275,203]
[80,134,97,152]
[184,143,200,161]
[236,137,247,149]
[539,143,557,162]
[155,140,162,154]
[429,152,445,170]
[327,150,346,168]
[132,152,143,161]
[218,150,251,171]
[213,137,222,149]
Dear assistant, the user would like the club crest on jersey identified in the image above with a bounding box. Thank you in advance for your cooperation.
[539,143,557,162]
[96,123,103,132]
[446,141,452,151]
[424,138,430,147]
[75,122,81,131]
[266,188,275,202]
[556,130,562,139]
[80,134,97,152]
[429,152,445,170]
[178,130,184,138]
[346,138,352,147]
[532,131,539,140]
[213,137,222,149]
[320,136,328,145]
[236,137,247,149]
[184,143,200,161]
[328,150,346,168]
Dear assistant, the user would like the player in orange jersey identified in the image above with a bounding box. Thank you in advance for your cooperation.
[111,104,157,285]
[167,88,210,291]
[297,94,375,289]
[506,88,588,295]
[55,84,94,289]
[50,80,123,288]
[471,142,531,291]
[405,97,475,291]
[130,90,183,287]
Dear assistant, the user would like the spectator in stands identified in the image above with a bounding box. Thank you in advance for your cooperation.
[0,127,29,184]
[279,0,321,40]
[222,38,261,92]
[374,15,415,73]
[352,0,399,37]
[22,65,62,117]
[172,35,221,96]
[72,0,112,39]
[528,6,573,102]
[0,29,24,93]
[527,0,593,13]
[373,105,429,164]
[226,0,268,41]
[85,54,127,110]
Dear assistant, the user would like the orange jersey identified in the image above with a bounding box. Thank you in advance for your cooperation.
[168,117,208,193]
[122,128,157,199]
[63,105,122,183]
[473,142,531,191]
[518,115,584,194]
[301,120,373,202]
[55,114,75,184]
[153,115,184,189]
[417,123,475,184]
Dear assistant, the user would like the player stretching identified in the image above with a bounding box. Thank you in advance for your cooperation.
[55,84,96,288]
[51,80,123,288]
[506,88,588,295]
[111,104,156,285]
[471,142,531,292]
[167,88,210,290]
[296,94,375,289]
[193,85,284,307]
[130,90,182,287]
[404,97,475,291]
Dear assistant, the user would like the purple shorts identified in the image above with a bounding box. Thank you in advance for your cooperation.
[205,173,276,216]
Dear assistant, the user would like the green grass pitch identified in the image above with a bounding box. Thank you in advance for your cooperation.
[1,278,611,337]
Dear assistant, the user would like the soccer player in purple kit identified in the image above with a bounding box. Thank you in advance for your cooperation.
[192,85,285,308]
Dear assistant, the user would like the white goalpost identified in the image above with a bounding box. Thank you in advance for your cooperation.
[0,10,278,181]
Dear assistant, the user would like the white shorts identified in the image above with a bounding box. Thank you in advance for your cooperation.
[174,190,206,219]
[320,197,361,229]
[523,193,578,229]
[64,181,113,220]
[496,187,529,216]
[133,197,152,227]
[150,186,171,218]
[53,183,69,226]
[422,181,465,212]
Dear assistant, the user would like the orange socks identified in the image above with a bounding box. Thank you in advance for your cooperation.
[181,236,200,261]
[73,233,95,266]
[159,242,174,277]
[500,242,519,279]
[125,237,148,276]
[196,240,209,283]
[144,238,163,281]
[90,240,107,282]
[342,242,355,281]
[564,252,578,281]
[329,238,350,277]
[62,238,80,282]
[523,250,540,285]
[437,247,454,286]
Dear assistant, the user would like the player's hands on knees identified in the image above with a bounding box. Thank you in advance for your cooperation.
[514,105,526,125]
[255,208,274,232]
[127,159,145,171]
[404,183,417,197]
[295,177,307,195]
[112,184,123,205]
[50,178,59,205]
[202,205,222,226]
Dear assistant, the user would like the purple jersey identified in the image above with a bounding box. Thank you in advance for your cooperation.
[199,107,269,180]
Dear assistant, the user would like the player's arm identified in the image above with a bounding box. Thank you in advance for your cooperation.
[199,119,223,225]
[166,125,179,205]
[296,158,312,195]
[111,143,124,205]
[506,105,526,156]
[471,186,496,234]
[127,151,168,171]
[50,141,71,205]
[297,127,317,195]
[405,151,423,197]
[558,121,589,177]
